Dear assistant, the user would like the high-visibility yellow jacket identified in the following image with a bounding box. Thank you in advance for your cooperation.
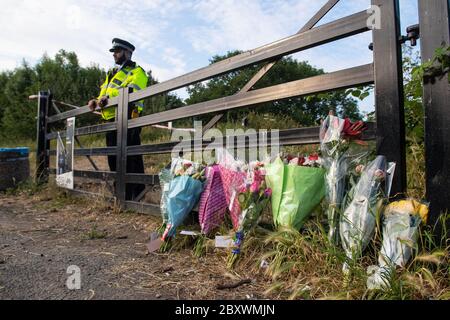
[97,60,148,120]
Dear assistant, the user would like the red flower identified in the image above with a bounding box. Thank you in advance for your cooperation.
[308,154,319,161]
[342,118,367,139]
[183,162,192,168]
[298,157,306,166]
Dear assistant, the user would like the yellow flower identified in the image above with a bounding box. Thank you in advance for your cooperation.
[416,201,429,224]
[384,199,429,224]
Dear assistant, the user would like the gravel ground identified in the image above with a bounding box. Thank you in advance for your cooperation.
[0,190,269,300]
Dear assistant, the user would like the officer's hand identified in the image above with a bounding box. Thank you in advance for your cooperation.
[88,99,98,112]
[98,96,108,109]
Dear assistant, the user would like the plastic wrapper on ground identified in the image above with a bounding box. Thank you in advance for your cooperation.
[163,175,204,239]
[339,156,395,271]
[320,115,370,244]
[158,168,173,224]
[320,115,349,243]
[367,199,428,290]
[198,165,228,235]
[265,157,325,230]
[216,148,247,230]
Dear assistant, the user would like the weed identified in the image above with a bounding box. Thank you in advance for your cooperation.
[85,225,107,240]
[4,178,43,196]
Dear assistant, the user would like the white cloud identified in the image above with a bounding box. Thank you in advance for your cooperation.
[162,47,187,75]
[292,32,373,73]
[0,55,22,71]
[0,0,187,72]
[184,0,328,55]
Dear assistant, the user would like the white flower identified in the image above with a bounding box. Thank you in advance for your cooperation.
[289,157,299,165]
[303,158,312,166]
[185,166,195,176]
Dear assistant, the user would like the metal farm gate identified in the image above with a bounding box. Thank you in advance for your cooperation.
[35,0,450,228]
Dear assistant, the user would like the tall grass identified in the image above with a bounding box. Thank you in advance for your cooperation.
[242,212,449,300]
[406,136,426,199]
[228,139,449,300]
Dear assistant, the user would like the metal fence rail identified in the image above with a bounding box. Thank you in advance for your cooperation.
[46,64,373,141]
[48,123,377,158]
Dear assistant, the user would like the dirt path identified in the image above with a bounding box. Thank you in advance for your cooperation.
[0,191,268,300]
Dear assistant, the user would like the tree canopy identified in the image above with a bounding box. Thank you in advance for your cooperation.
[186,50,362,126]
[0,50,183,140]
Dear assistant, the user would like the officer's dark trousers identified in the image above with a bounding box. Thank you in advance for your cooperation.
[105,120,145,201]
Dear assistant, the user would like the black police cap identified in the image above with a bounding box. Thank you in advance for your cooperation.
[109,38,135,53]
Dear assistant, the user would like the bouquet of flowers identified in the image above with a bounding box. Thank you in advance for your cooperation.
[216,148,248,230]
[281,153,322,167]
[265,154,325,230]
[160,159,206,243]
[367,199,429,290]
[158,168,172,226]
[339,155,396,274]
[320,114,368,244]
[158,157,184,233]
[227,161,271,268]
[197,164,228,235]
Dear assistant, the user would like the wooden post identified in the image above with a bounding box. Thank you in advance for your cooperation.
[418,0,450,230]
[115,88,130,204]
[372,0,407,197]
[36,91,51,184]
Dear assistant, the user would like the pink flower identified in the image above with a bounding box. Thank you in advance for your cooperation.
[253,170,264,184]
[308,154,319,161]
[250,181,260,193]
[355,164,365,174]
[264,188,272,197]
[374,169,385,180]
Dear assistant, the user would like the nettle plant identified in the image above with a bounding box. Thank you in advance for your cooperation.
[414,45,450,84]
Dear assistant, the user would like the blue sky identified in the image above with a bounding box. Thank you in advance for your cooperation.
[1,0,420,114]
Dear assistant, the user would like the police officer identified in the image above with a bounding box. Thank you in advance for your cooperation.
[88,38,148,200]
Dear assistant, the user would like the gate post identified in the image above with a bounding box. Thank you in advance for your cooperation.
[371,0,407,197]
[36,91,51,184]
[418,0,450,229]
[115,87,130,205]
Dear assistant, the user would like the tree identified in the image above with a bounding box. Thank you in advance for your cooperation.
[0,49,184,141]
[1,61,38,139]
[0,71,12,125]
[142,69,184,116]
[186,51,361,126]
[403,48,425,142]
[35,50,105,128]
